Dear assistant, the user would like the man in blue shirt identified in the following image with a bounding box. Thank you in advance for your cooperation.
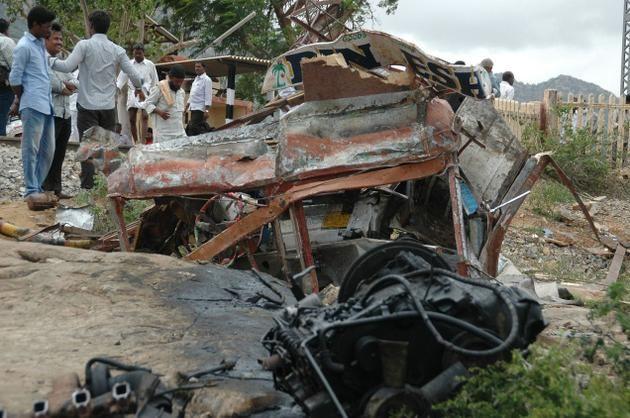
[9,6,57,210]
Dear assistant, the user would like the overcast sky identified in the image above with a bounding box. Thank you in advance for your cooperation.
[369,0,621,94]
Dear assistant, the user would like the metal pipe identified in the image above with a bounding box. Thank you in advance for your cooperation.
[211,11,257,46]
[72,388,91,409]
[33,400,48,417]
[112,381,131,402]
[489,191,531,213]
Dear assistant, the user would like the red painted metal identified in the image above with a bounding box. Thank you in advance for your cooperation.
[290,201,319,293]
[446,160,469,276]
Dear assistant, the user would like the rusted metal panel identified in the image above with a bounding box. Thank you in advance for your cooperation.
[290,202,319,293]
[106,90,457,199]
[301,54,412,101]
[277,91,458,180]
[106,120,279,198]
[262,30,492,98]
[447,162,469,276]
[185,156,450,262]
[456,97,529,207]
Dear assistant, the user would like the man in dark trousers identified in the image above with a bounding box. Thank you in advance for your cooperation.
[185,61,212,135]
[50,10,144,189]
[42,23,79,199]
[9,6,57,210]
[0,18,16,136]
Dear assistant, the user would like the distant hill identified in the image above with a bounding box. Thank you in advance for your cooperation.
[496,73,615,102]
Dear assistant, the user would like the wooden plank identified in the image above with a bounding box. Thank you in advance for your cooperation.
[576,94,584,128]
[586,94,594,131]
[604,244,626,286]
[608,95,617,165]
[597,94,607,159]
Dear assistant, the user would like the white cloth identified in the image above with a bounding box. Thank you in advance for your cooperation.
[142,83,186,143]
[499,81,515,100]
[50,33,143,110]
[116,58,158,109]
[187,73,212,111]
[0,34,16,68]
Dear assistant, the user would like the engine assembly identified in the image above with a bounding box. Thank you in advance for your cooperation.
[261,241,546,417]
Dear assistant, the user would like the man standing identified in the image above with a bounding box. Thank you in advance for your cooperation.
[500,71,515,100]
[9,6,57,210]
[116,43,158,143]
[42,23,79,199]
[480,58,500,98]
[185,61,212,135]
[0,18,16,136]
[50,10,144,189]
[143,65,186,143]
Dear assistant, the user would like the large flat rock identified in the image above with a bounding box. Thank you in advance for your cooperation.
[0,241,296,415]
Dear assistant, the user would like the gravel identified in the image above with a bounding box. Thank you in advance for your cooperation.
[0,143,82,201]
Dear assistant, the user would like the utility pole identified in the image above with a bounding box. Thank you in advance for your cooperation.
[621,0,630,102]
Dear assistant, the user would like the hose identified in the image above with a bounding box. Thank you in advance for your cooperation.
[357,274,519,357]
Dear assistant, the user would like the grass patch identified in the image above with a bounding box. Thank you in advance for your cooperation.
[521,119,611,195]
[526,179,573,220]
[74,174,151,233]
[435,345,629,418]
[436,274,630,417]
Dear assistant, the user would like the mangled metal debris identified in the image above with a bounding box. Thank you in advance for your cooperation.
[1,357,200,418]
[72,29,612,293]
[260,241,546,417]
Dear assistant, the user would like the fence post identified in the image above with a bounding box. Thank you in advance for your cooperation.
[542,89,558,134]
[608,94,617,165]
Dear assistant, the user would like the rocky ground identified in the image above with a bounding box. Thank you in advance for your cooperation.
[503,194,630,284]
[0,143,82,201]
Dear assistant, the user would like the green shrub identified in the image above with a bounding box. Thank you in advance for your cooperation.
[73,174,151,233]
[526,179,573,220]
[521,116,610,194]
[434,346,629,418]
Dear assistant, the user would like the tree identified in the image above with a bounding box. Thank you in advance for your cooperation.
[4,0,159,50]
[157,0,400,58]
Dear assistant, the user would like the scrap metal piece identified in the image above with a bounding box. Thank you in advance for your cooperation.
[276,91,457,180]
[262,30,492,98]
[56,205,95,231]
[456,97,529,207]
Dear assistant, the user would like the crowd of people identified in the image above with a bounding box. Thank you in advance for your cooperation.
[0,6,213,211]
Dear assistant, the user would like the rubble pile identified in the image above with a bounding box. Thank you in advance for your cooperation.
[0,144,82,200]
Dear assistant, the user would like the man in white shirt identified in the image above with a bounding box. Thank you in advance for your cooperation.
[49,10,144,189]
[185,61,212,136]
[0,18,16,136]
[499,71,515,100]
[42,23,79,199]
[116,43,158,144]
[142,65,186,143]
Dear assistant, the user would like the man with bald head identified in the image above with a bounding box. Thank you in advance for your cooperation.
[480,58,500,98]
